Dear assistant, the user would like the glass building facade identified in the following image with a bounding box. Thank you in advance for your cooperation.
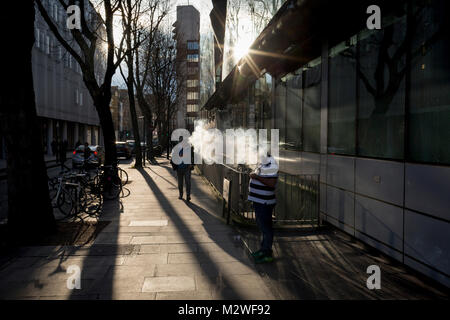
[200,0,450,287]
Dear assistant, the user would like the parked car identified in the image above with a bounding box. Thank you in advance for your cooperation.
[72,145,105,169]
[126,139,162,157]
[152,138,162,156]
[116,141,132,159]
[126,140,136,154]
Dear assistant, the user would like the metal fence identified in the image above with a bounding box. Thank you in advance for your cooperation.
[197,163,320,227]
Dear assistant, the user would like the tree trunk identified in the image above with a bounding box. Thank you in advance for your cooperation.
[135,93,154,161]
[95,96,117,166]
[1,2,56,241]
[126,81,142,167]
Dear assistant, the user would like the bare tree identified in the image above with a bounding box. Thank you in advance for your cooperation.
[118,0,144,167]
[1,2,56,240]
[132,0,168,161]
[134,23,184,159]
[35,0,133,166]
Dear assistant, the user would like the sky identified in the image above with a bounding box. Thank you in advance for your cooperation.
[111,0,214,88]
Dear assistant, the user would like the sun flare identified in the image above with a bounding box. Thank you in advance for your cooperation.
[233,36,252,61]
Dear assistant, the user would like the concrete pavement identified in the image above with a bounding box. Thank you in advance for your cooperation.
[0,158,275,299]
[0,157,447,300]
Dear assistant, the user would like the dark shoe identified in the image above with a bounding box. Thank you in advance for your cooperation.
[254,254,274,264]
[251,250,264,258]
[178,195,183,200]
[187,196,191,202]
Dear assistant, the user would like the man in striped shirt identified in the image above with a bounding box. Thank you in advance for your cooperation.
[248,154,278,263]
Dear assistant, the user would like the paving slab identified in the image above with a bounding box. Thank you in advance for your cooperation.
[142,276,196,293]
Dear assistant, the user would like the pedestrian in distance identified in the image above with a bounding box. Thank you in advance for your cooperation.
[54,138,60,162]
[248,153,279,263]
[171,136,194,202]
[59,139,68,171]
[51,138,58,157]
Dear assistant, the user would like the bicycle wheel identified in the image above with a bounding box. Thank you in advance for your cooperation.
[80,187,103,216]
[53,189,75,220]
[118,167,128,185]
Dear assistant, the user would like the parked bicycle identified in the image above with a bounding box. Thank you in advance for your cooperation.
[94,165,123,200]
[48,172,102,220]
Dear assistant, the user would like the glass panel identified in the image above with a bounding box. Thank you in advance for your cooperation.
[187,104,199,112]
[408,0,450,164]
[187,79,199,87]
[187,41,199,50]
[357,12,407,159]
[254,73,273,130]
[187,92,199,100]
[285,73,302,151]
[187,54,199,62]
[328,38,357,155]
[303,60,321,153]
[222,0,286,80]
[275,78,286,147]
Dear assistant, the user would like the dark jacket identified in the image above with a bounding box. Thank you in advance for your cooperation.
[171,147,194,171]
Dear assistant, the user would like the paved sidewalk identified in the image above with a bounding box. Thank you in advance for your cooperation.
[0,158,448,300]
[0,158,275,299]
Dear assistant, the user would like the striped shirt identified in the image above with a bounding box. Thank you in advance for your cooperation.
[248,158,278,205]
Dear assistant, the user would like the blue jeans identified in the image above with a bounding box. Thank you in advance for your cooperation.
[253,202,275,255]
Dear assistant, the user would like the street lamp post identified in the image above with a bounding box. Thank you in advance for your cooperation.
[138,116,145,165]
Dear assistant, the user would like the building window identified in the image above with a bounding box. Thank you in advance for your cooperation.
[254,73,273,130]
[187,79,198,87]
[275,78,287,147]
[45,35,50,54]
[186,117,195,125]
[357,14,406,160]
[187,54,199,62]
[285,72,303,151]
[187,104,198,112]
[187,91,199,100]
[35,28,40,49]
[328,37,357,155]
[188,67,199,75]
[53,3,59,22]
[302,58,321,153]
[408,1,450,164]
[187,41,199,50]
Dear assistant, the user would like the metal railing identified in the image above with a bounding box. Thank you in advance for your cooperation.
[197,163,320,227]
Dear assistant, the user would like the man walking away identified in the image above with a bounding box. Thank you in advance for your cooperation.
[171,136,193,202]
[248,154,278,263]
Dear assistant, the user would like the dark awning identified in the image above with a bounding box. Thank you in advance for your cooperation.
[203,0,404,110]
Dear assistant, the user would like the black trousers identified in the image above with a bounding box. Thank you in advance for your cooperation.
[177,167,191,197]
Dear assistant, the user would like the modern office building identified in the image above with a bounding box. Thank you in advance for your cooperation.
[173,5,201,132]
[201,0,450,287]
[33,0,103,153]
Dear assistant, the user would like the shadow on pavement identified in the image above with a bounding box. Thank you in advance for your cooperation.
[137,167,256,299]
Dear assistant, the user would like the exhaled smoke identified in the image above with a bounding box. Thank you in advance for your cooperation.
[182,120,279,166]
